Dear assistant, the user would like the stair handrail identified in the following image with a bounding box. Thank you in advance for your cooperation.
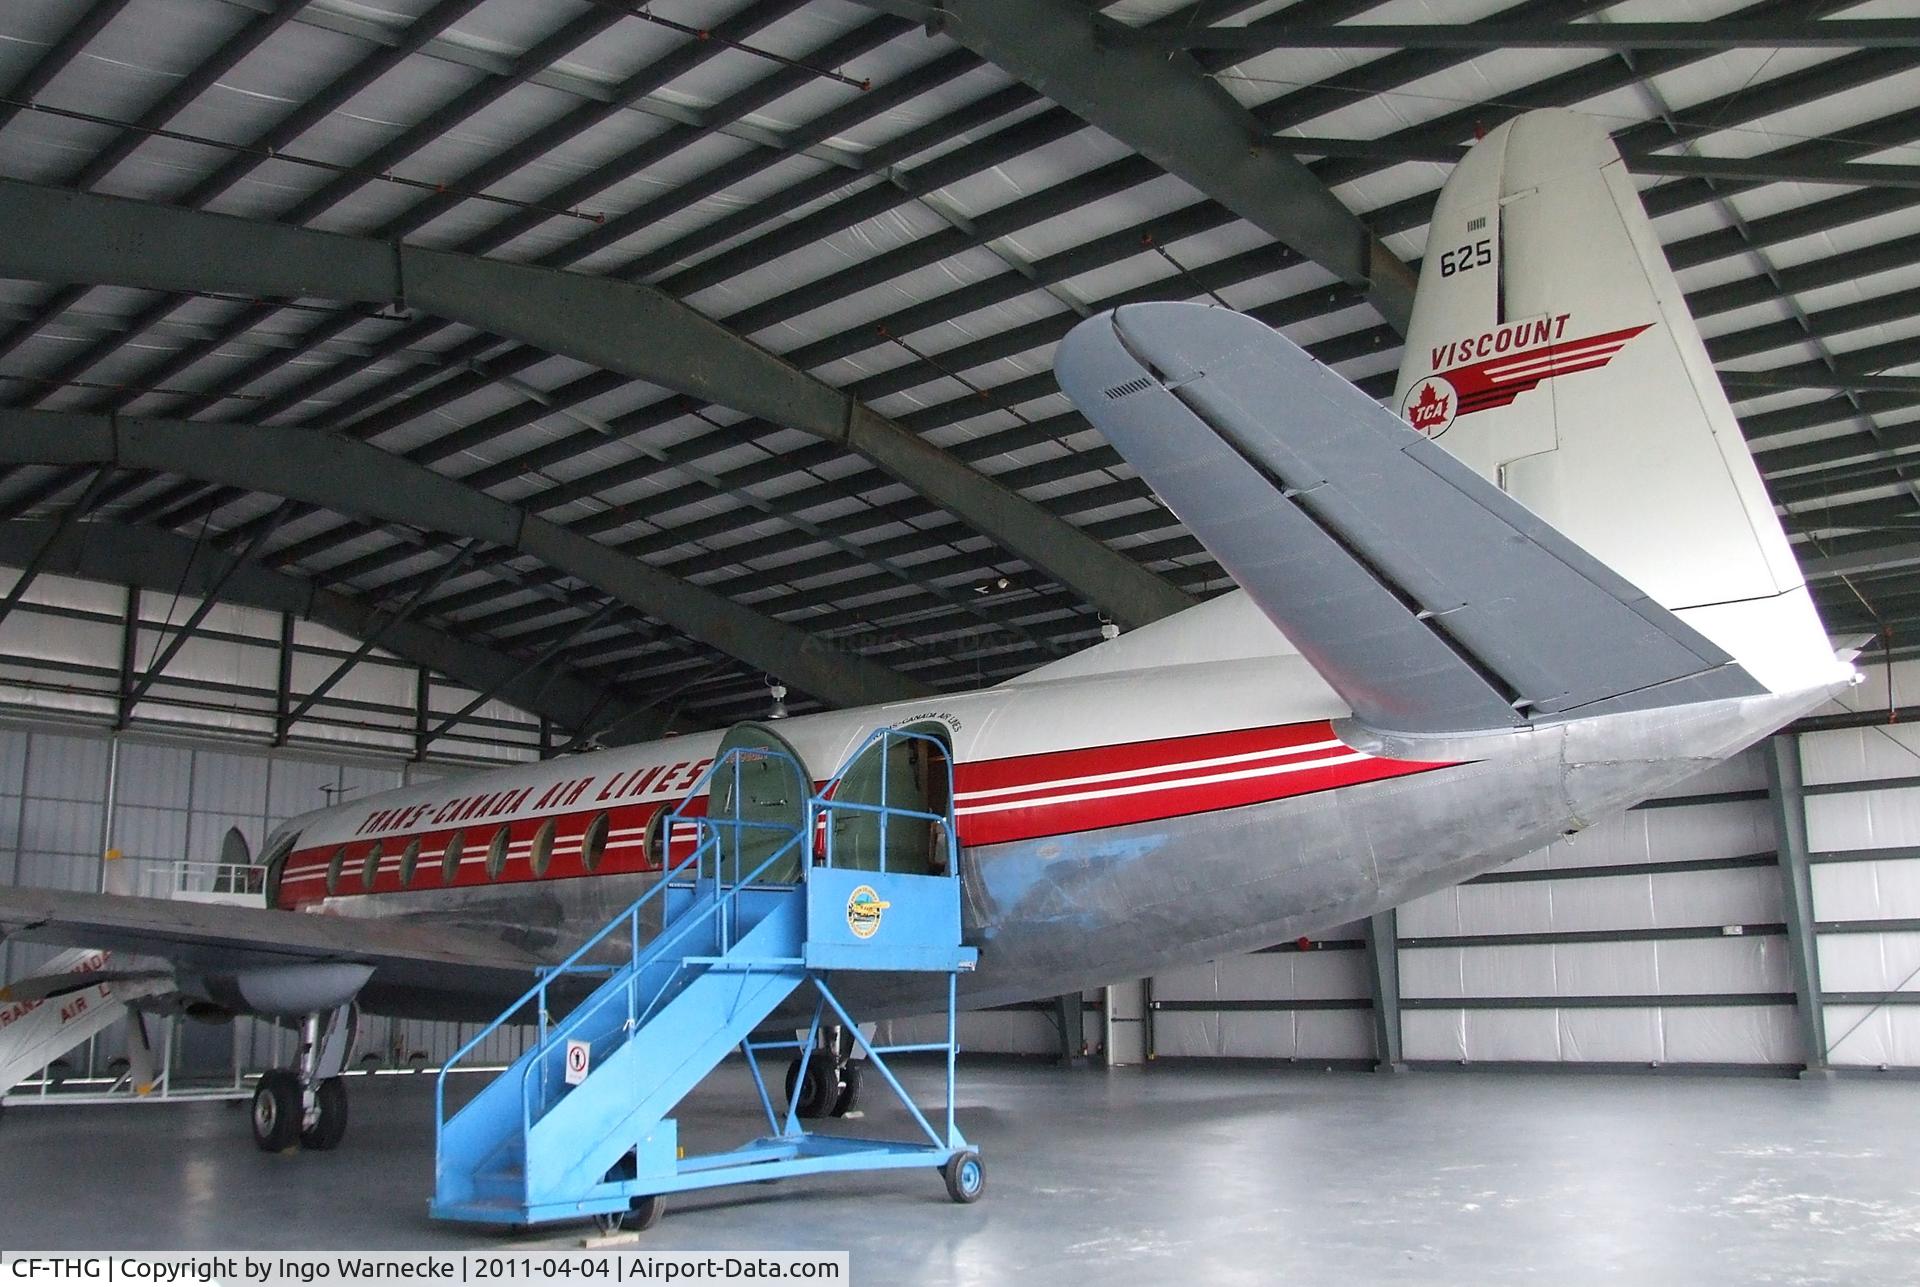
[434,874,679,1150]
[511,821,807,1136]
[432,745,814,1178]
[434,747,801,1096]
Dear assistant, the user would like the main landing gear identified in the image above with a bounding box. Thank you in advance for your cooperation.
[785,1026,863,1119]
[251,1003,356,1153]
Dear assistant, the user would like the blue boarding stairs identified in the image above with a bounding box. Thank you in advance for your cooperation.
[429,728,982,1231]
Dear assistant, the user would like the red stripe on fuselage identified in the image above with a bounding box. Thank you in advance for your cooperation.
[950,720,1446,845]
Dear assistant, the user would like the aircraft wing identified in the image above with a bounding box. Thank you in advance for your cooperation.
[0,885,544,1009]
[1054,302,1763,738]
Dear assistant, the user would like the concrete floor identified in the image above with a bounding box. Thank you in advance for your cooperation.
[1,1062,1916,1285]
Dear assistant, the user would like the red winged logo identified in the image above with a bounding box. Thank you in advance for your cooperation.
[1403,321,1653,438]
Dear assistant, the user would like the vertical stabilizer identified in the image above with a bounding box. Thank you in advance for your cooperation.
[1393,109,1842,696]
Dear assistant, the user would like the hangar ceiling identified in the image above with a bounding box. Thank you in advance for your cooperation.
[0,0,1915,740]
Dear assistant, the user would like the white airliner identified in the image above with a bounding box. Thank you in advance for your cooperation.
[0,109,1852,1151]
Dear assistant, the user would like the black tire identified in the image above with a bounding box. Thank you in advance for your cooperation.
[784,1056,838,1119]
[829,1061,862,1117]
[593,1195,664,1235]
[942,1151,984,1204]
[300,1077,348,1151]
[251,1069,302,1152]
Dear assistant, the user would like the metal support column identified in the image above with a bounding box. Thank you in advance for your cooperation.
[113,585,140,731]
[412,669,431,763]
[1365,908,1407,1073]
[1764,733,1832,1077]
[272,611,295,746]
[1051,993,1085,1067]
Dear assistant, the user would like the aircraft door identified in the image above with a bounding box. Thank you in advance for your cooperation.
[826,723,953,876]
[706,722,811,885]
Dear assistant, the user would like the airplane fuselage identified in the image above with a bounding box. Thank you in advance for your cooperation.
[274,602,1839,1024]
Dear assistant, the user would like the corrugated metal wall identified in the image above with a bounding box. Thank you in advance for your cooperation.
[1799,694,1920,1069]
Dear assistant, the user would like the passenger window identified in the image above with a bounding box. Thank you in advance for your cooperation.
[643,809,669,870]
[581,813,610,872]
[361,841,382,890]
[399,837,422,886]
[529,818,556,877]
[485,827,510,880]
[325,846,347,895]
[440,831,464,883]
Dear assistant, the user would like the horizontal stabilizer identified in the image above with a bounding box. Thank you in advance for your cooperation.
[1055,303,1763,737]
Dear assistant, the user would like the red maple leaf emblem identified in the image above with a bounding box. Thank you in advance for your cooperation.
[1408,380,1450,428]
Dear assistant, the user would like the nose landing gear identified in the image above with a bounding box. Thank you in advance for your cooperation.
[785,1026,864,1119]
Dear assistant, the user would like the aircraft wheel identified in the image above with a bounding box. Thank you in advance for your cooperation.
[829,1061,862,1117]
[251,1069,302,1152]
[300,1076,349,1151]
[594,1195,664,1235]
[784,1057,837,1119]
[942,1151,984,1204]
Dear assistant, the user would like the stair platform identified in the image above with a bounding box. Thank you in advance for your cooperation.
[430,728,983,1230]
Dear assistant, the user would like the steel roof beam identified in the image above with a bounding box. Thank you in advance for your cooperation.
[0,518,667,740]
[1802,541,1920,582]
[97,0,1859,448]
[333,220,1909,629]
[67,5,1896,645]
[1119,18,1920,53]
[2,0,487,388]
[925,0,1416,332]
[0,0,134,133]
[0,408,928,708]
[16,1,787,528]
[153,2,1702,544]
[1723,371,1920,395]
[340,15,1898,564]
[0,178,1190,631]
[1279,135,1920,190]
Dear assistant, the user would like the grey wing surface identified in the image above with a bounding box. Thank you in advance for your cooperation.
[1054,302,1761,737]
[0,886,541,1015]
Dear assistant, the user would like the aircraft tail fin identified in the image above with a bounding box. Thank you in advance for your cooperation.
[1390,108,1839,698]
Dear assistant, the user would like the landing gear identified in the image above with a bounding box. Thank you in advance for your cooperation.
[251,1003,357,1153]
[787,1026,864,1118]
[784,1056,837,1119]
[830,1060,862,1117]
[300,1077,349,1150]
[252,1069,302,1151]
[592,1195,664,1235]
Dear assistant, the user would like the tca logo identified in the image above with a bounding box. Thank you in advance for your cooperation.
[1400,376,1457,438]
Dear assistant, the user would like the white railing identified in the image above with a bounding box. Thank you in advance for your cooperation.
[129,858,264,902]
